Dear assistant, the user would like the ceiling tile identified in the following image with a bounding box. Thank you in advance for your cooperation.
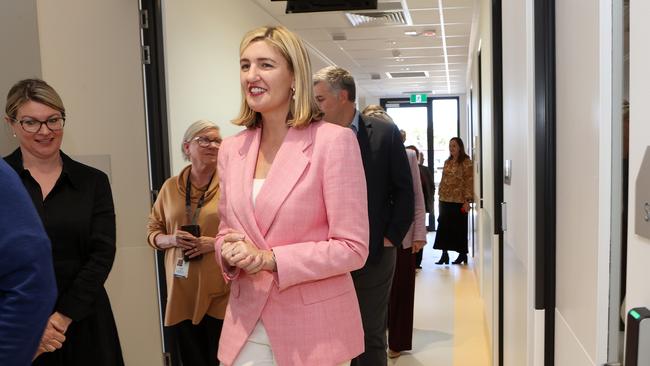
[252,0,476,97]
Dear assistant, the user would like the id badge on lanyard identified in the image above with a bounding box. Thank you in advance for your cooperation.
[174,256,189,278]
[175,171,214,278]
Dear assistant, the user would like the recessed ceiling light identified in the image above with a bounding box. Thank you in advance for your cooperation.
[422,30,436,37]
[404,31,418,36]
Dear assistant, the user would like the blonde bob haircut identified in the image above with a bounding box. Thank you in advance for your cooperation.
[5,79,65,120]
[232,25,321,129]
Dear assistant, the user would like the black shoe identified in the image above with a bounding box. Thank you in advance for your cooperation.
[435,251,449,265]
[452,253,468,265]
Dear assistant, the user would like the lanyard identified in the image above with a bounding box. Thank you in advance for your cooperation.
[185,170,214,225]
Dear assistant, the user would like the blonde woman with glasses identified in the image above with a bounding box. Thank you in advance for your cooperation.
[4,78,124,366]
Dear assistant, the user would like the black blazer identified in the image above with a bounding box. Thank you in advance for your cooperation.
[5,148,124,366]
[356,114,414,262]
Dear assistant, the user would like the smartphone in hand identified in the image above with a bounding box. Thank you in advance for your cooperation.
[180,224,202,261]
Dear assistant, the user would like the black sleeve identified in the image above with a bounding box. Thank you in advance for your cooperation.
[384,125,415,247]
[56,172,116,321]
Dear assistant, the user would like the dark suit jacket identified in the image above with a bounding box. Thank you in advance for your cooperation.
[418,164,435,213]
[356,114,414,263]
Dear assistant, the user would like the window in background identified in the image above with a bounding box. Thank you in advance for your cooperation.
[385,106,428,164]
[431,98,459,185]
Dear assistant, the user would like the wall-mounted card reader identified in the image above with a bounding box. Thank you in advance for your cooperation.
[625,307,650,365]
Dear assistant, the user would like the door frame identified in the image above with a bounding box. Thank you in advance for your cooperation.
[139,0,176,364]
[491,0,505,364]
[533,0,557,365]
[380,96,461,166]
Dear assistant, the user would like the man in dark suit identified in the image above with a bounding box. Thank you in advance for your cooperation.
[314,66,414,366]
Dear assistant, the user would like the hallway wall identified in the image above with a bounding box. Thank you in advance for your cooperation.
[626,0,650,326]
[162,0,331,175]
[501,0,536,364]
[163,0,276,174]
[467,0,497,359]
[555,0,612,364]
[0,0,41,156]
[34,1,161,365]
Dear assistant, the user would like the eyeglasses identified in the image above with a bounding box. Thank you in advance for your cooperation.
[191,136,221,148]
[11,116,66,133]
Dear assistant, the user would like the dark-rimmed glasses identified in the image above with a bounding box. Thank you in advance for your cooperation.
[10,116,66,133]
[192,136,221,148]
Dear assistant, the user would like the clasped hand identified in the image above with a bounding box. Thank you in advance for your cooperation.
[34,312,71,359]
[220,232,275,274]
[157,230,215,259]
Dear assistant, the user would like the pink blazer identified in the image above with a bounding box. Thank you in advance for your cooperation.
[215,120,369,366]
[402,149,427,248]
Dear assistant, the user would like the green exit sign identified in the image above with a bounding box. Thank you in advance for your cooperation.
[410,94,427,103]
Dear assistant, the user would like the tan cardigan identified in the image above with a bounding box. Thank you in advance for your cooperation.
[147,165,229,326]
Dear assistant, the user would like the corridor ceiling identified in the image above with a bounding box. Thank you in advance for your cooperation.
[253,0,476,98]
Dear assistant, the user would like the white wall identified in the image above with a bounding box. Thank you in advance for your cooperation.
[163,0,336,174]
[35,1,162,365]
[501,0,536,364]
[467,0,497,359]
[555,0,612,364]
[457,94,469,143]
[626,0,650,328]
[0,0,41,156]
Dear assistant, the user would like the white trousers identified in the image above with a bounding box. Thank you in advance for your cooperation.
[222,322,351,366]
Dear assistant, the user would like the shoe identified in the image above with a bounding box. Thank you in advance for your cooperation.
[435,251,449,265]
[388,349,401,358]
[452,253,468,264]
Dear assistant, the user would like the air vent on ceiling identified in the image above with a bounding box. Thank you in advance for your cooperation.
[402,91,433,95]
[345,1,412,27]
[370,73,381,80]
[386,71,429,79]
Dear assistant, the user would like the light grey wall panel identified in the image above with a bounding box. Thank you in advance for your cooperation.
[0,0,41,156]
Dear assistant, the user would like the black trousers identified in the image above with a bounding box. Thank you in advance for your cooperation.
[388,246,416,352]
[169,315,223,366]
[350,247,397,366]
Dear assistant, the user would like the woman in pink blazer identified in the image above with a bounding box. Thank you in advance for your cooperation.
[215,25,369,366]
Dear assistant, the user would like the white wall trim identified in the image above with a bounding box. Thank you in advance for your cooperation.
[556,308,597,365]
[596,0,614,363]
[493,233,500,366]
[533,309,545,366]
[525,0,538,364]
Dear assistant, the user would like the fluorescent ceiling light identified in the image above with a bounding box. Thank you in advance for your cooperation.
[437,0,451,93]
